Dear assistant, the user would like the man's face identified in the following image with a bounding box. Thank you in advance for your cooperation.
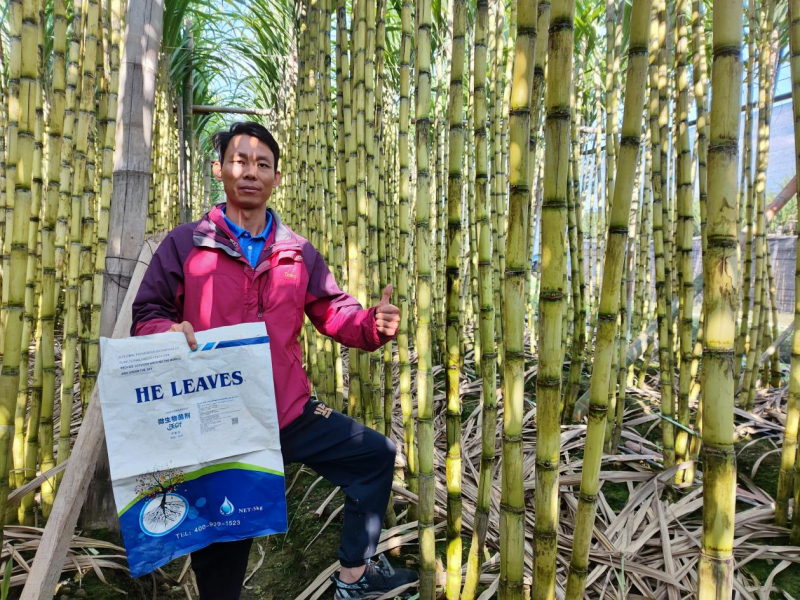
[213,134,282,211]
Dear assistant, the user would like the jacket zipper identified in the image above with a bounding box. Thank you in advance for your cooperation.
[257,243,277,319]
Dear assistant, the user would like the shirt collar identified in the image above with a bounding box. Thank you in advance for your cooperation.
[221,205,272,241]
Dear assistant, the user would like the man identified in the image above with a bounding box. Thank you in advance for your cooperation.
[132,121,418,599]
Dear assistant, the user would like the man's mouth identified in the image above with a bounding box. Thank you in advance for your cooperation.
[239,186,261,193]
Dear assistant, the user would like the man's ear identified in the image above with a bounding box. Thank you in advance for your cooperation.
[212,160,223,181]
[274,171,282,187]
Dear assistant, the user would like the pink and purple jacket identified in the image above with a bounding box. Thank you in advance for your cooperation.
[131,205,393,429]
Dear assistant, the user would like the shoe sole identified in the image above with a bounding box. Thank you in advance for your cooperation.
[335,585,416,600]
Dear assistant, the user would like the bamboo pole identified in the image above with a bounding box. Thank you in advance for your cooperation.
[85,0,165,531]
[191,105,274,116]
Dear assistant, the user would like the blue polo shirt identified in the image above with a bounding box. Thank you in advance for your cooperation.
[221,205,273,268]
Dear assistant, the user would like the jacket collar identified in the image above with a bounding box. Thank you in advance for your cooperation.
[193,204,296,260]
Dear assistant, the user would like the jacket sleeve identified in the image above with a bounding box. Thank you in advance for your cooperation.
[131,232,186,336]
[303,246,394,351]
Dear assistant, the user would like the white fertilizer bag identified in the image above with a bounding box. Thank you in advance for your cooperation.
[98,322,287,577]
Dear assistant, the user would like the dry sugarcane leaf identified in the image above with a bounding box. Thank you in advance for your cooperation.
[303,503,345,556]
[314,486,342,517]
[243,542,265,589]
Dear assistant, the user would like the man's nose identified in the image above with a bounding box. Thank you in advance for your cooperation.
[243,162,257,179]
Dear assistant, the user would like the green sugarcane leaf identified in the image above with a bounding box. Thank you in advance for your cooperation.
[1,558,14,600]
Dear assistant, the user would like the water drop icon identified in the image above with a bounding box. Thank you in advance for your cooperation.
[220,497,235,516]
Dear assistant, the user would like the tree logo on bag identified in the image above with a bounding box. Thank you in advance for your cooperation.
[136,467,189,537]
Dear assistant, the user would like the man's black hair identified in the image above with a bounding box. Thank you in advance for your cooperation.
[212,121,280,171]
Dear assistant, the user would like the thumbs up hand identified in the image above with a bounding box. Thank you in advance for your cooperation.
[375,284,400,337]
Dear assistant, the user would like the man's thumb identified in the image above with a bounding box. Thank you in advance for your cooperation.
[379,284,393,306]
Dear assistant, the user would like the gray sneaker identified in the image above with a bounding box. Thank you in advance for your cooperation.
[331,554,419,599]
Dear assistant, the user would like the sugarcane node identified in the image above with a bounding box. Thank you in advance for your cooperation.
[711,46,741,59]
[533,530,557,541]
[509,106,532,118]
[567,564,590,577]
[549,18,573,33]
[546,108,571,120]
[708,141,739,155]
[598,313,616,322]
[539,291,564,301]
[509,185,531,197]
[705,235,737,248]
[535,455,558,470]
[541,201,567,210]
[620,136,641,147]
[588,405,607,417]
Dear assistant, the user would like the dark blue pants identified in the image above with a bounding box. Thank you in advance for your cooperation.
[191,400,397,600]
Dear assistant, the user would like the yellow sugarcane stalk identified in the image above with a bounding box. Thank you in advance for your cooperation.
[461,1,496,596]
[742,0,776,410]
[499,0,536,596]
[394,0,417,517]
[564,0,649,596]
[735,0,758,385]
[38,0,68,512]
[533,0,574,592]
[649,0,675,468]
[58,0,99,485]
[444,0,466,595]
[0,0,38,532]
[673,0,694,482]
[414,0,435,593]
[697,0,742,593]
[790,7,800,516]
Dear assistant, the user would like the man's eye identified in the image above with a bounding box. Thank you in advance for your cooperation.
[259,163,268,169]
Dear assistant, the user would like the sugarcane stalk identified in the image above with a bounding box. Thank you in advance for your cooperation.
[461,1,497,595]
[499,0,536,596]
[532,0,574,592]
[648,0,675,469]
[39,0,70,518]
[564,0,650,595]
[674,0,694,482]
[0,0,39,531]
[414,0,435,592]
[697,0,742,591]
